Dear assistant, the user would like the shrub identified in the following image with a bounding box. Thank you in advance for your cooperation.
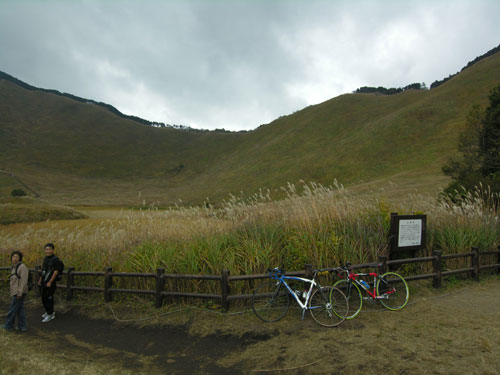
[10,189,27,197]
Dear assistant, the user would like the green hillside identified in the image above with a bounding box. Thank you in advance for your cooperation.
[1,51,500,206]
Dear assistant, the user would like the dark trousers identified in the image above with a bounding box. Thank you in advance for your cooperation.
[42,284,56,314]
[4,294,27,330]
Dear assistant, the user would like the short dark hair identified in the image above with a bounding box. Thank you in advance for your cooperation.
[44,243,55,250]
[11,250,23,262]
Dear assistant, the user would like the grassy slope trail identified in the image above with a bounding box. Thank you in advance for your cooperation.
[1,277,500,374]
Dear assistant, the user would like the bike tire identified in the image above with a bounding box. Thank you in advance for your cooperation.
[309,286,348,327]
[377,272,409,310]
[252,281,290,322]
[333,279,363,319]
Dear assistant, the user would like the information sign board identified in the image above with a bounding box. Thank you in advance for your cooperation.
[389,213,426,257]
[398,219,422,247]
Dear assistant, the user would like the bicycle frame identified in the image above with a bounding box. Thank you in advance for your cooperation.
[269,271,320,311]
[332,263,408,320]
[253,267,349,327]
[344,271,392,300]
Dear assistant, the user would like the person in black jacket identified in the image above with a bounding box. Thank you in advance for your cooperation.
[38,243,63,323]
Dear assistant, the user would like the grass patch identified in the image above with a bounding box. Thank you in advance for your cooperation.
[0,197,87,225]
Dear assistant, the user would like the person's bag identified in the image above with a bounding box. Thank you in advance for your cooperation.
[27,270,34,291]
[52,257,64,282]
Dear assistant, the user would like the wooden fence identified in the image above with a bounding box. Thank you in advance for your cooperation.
[2,246,500,310]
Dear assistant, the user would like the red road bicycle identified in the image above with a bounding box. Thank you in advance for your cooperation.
[332,262,409,319]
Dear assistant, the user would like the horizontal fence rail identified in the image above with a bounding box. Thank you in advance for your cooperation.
[2,246,500,310]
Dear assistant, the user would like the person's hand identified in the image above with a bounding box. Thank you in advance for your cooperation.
[38,280,41,286]
[47,281,52,287]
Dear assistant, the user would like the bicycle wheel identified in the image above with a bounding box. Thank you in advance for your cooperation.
[377,272,409,310]
[252,281,290,322]
[309,286,348,327]
[333,279,363,319]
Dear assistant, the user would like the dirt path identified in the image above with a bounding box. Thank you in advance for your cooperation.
[2,303,253,374]
[2,277,500,374]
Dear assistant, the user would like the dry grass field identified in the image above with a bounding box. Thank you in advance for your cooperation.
[1,183,499,295]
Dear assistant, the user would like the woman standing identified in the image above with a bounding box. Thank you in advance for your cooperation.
[3,250,29,332]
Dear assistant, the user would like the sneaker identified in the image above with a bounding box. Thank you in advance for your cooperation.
[42,313,55,323]
[42,312,49,318]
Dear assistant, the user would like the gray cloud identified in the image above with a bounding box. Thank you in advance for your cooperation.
[1,0,499,130]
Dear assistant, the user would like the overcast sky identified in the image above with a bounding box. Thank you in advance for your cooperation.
[1,0,499,131]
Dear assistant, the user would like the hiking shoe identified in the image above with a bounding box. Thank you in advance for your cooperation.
[42,313,55,323]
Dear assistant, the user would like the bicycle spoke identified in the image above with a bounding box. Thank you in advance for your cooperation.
[333,279,363,319]
[377,272,409,311]
[309,286,348,327]
[252,281,290,322]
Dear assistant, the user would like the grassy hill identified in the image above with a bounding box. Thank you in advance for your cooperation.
[1,51,500,206]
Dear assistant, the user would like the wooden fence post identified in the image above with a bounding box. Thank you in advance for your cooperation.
[35,265,41,297]
[104,267,113,302]
[472,247,480,281]
[155,268,165,308]
[221,269,230,311]
[432,250,442,288]
[378,256,388,274]
[497,245,500,275]
[305,264,313,279]
[66,267,75,301]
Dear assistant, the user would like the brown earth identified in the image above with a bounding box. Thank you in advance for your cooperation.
[2,277,500,374]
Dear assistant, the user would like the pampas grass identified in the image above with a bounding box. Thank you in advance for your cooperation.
[1,182,499,294]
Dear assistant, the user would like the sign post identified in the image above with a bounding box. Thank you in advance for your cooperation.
[389,213,427,261]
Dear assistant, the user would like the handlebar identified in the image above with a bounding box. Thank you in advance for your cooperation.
[268,267,285,279]
[266,265,351,279]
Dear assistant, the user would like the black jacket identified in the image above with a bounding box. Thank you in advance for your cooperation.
[41,255,63,285]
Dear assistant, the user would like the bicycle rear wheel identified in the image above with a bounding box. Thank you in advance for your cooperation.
[252,281,290,322]
[333,279,362,319]
[377,272,409,310]
[309,286,348,327]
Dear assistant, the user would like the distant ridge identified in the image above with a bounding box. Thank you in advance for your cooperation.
[2,42,499,130]
[0,70,211,131]
[430,43,500,88]
[354,43,500,94]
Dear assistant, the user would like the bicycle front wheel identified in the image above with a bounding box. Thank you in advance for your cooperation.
[252,281,290,322]
[309,286,348,327]
[377,272,409,310]
[333,279,363,319]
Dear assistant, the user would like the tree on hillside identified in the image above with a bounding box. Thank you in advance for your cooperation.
[442,84,500,199]
[355,82,427,95]
[442,105,484,194]
[480,85,500,181]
